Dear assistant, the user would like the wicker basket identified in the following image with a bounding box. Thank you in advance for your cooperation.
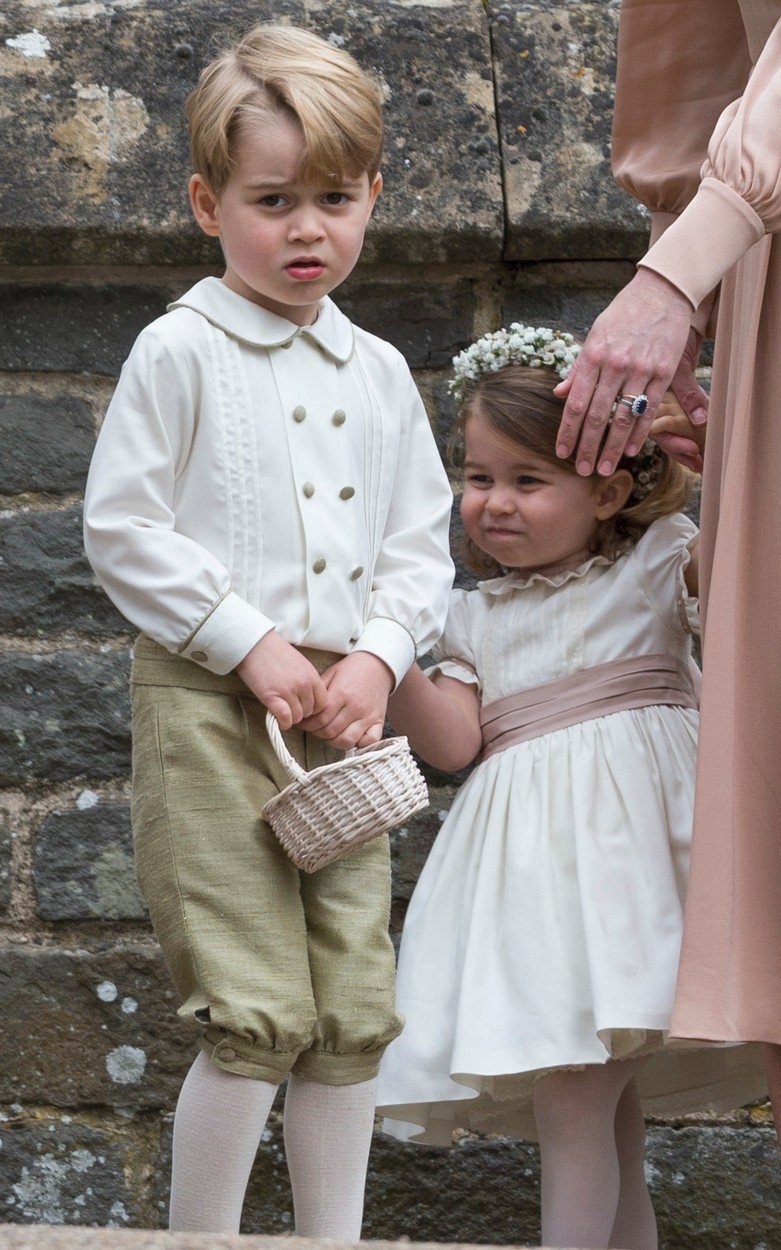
[262,710,429,873]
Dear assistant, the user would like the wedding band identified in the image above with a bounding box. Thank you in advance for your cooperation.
[615,393,649,418]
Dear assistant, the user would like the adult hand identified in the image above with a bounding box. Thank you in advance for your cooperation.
[651,392,706,474]
[553,268,693,475]
[299,651,394,749]
[669,326,709,429]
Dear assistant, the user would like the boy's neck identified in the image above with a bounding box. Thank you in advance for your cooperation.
[220,273,322,327]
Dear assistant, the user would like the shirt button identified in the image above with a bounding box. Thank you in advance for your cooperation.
[313,558,327,574]
[339,486,355,500]
[191,650,207,662]
[220,1046,237,1063]
[302,481,315,498]
[332,409,346,427]
[350,566,364,581]
[293,405,306,422]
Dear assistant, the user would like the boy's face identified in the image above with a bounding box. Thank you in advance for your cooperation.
[190,112,382,326]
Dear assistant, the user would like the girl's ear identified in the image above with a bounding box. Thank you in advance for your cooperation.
[593,468,634,520]
[189,174,221,237]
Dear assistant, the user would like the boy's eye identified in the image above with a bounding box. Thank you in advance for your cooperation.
[323,191,350,206]
[258,194,287,208]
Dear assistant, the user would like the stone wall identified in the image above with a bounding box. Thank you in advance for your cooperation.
[0,2,776,1246]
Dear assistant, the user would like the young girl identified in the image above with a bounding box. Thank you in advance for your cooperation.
[376,327,765,1250]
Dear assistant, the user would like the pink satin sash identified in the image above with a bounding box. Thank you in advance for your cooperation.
[480,653,697,761]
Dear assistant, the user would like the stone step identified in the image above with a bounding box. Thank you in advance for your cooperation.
[0,1232,565,1250]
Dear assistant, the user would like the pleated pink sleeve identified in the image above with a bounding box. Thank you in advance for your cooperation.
[620,5,781,310]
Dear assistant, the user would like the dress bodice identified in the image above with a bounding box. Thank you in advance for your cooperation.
[431,513,698,707]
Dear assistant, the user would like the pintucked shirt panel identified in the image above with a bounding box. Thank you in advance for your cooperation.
[84,278,454,682]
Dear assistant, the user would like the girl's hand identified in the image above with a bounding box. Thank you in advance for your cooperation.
[298,651,394,749]
[553,268,692,475]
[236,631,328,729]
[651,391,706,474]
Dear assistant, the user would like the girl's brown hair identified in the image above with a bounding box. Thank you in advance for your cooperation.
[453,365,694,578]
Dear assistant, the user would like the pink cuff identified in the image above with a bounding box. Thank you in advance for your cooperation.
[639,178,764,310]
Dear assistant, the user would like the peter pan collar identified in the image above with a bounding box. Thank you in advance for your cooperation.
[168,277,355,363]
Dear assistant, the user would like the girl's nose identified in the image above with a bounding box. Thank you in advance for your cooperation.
[485,487,516,515]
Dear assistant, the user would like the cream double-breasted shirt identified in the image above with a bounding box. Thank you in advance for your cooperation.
[84,277,454,682]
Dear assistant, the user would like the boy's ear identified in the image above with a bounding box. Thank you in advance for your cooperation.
[593,468,634,520]
[189,174,221,237]
[366,171,383,217]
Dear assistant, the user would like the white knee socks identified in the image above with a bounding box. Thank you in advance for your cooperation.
[169,1052,377,1237]
[284,1073,377,1239]
[169,1049,278,1232]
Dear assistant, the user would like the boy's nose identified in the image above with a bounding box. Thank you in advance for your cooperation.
[289,209,326,244]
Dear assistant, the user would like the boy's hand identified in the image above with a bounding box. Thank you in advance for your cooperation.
[235,631,328,730]
[650,390,706,474]
[299,652,394,749]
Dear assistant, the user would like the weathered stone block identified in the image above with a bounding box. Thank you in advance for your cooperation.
[0,651,131,785]
[0,396,95,496]
[34,804,146,923]
[0,815,11,914]
[0,285,171,376]
[340,279,477,370]
[493,3,648,260]
[502,264,635,339]
[0,508,128,638]
[0,1,501,266]
[0,1111,145,1228]
[0,945,193,1109]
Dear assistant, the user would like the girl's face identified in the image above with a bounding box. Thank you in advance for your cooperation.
[461,411,631,575]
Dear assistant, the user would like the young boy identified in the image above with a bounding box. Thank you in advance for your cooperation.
[83,24,453,1236]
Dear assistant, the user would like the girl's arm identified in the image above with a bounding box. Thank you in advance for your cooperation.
[684,540,699,599]
[388,662,482,772]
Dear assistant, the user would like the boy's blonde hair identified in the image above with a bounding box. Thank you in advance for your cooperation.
[453,366,695,577]
[187,23,384,195]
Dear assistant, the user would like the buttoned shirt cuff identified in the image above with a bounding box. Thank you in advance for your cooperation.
[638,177,764,311]
[179,592,275,675]
[351,617,417,690]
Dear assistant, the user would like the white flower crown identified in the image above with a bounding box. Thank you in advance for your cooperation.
[449,323,665,503]
[449,323,580,402]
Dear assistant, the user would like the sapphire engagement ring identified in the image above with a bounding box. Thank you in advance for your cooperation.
[615,393,649,418]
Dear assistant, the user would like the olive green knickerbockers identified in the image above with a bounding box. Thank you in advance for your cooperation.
[130,635,403,1086]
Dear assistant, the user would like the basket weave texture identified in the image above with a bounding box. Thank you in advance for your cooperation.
[261,711,429,873]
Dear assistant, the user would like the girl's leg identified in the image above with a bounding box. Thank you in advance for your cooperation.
[609,1078,658,1250]
[283,1073,377,1238]
[533,1058,646,1250]
[169,1049,278,1232]
[762,1044,781,1151]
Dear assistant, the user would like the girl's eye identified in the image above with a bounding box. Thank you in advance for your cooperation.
[466,473,492,486]
[518,475,541,486]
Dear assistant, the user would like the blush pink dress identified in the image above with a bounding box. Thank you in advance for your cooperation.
[613,0,781,1043]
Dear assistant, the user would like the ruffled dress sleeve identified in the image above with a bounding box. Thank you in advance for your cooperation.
[424,588,482,692]
[633,513,700,637]
[627,12,781,312]
[612,0,753,333]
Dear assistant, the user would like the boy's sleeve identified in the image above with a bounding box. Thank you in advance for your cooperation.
[83,327,274,674]
[351,363,454,687]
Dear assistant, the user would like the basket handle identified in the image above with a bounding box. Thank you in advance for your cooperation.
[265,711,309,784]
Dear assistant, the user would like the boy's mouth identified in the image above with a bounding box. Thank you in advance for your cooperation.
[285,257,326,281]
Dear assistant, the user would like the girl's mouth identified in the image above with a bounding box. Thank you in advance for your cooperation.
[285,258,326,281]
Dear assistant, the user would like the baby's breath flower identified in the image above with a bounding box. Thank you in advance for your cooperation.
[449,323,582,401]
